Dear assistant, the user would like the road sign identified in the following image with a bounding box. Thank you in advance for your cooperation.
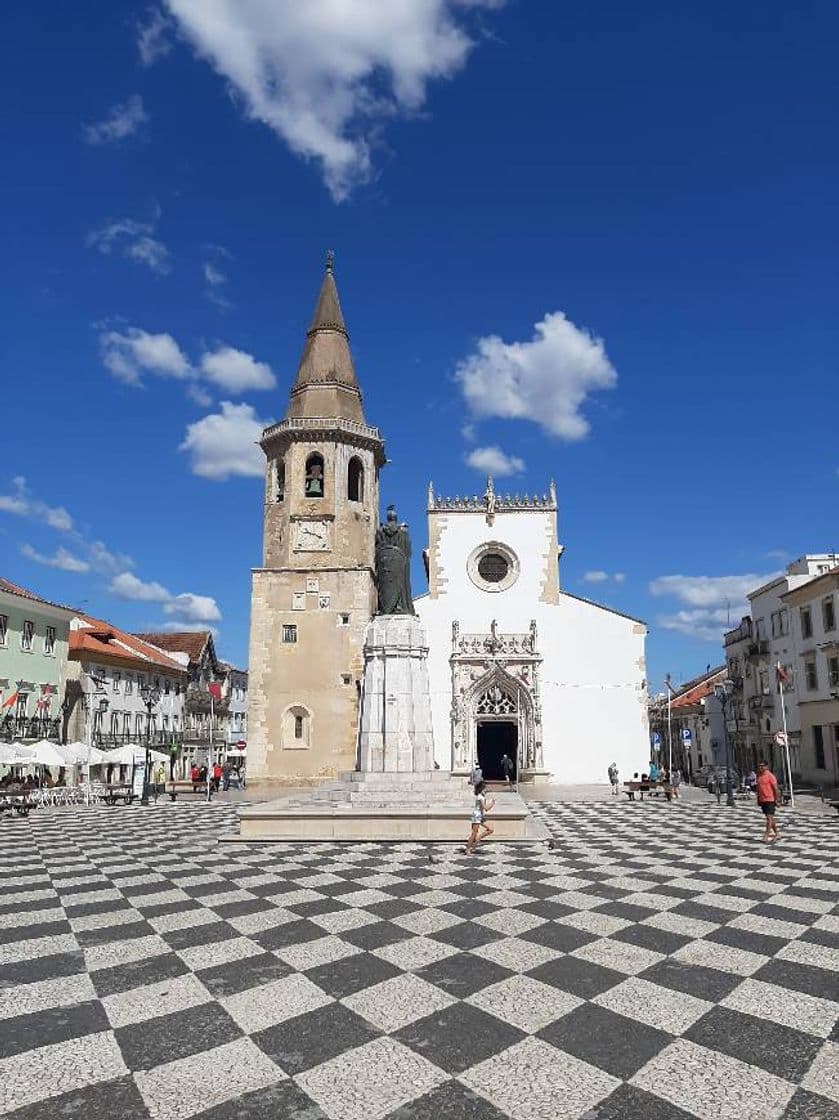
[774,731,788,747]
[681,728,692,743]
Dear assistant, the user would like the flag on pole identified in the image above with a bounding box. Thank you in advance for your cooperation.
[776,662,791,687]
[208,682,222,702]
[1,691,18,709]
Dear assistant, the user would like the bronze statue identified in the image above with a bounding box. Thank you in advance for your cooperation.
[375,505,415,615]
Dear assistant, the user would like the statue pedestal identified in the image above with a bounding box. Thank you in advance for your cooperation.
[358,615,434,773]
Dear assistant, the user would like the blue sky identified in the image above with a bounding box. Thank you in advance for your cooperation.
[2,1,837,688]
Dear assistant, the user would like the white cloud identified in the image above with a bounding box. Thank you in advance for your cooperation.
[464,445,525,477]
[649,573,775,609]
[650,571,778,643]
[83,95,148,145]
[0,477,74,533]
[200,345,275,392]
[204,262,226,287]
[110,572,221,623]
[164,593,222,622]
[455,311,617,440]
[179,401,268,479]
[162,0,502,200]
[137,7,173,65]
[20,544,90,573]
[86,218,171,275]
[87,540,133,576]
[583,570,626,585]
[110,571,172,602]
[99,328,191,387]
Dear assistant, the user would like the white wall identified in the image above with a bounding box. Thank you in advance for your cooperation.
[416,506,648,784]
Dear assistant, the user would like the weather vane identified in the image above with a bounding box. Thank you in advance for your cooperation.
[325,248,335,272]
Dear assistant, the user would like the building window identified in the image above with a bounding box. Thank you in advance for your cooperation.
[123,713,130,736]
[347,456,364,502]
[813,725,826,770]
[467,542,520,594]
[341,673,352,685]
[16,694,28,720]
[304,453,325,498]
[21,620,34,652]
[282,624,298,643]
[136,714,143,737]
[125,675,133,696]
[822,596,836,633]
[164,678,171,694]
[0,615,7,646]
[801,607,813,639]
[829,656,839,689]
[110,713,119,736]
[276,457,286,502]
[284,705,310,749]
[113,672,121,693]
[42,625,56,655]
[338,614,350,627]
[805,657,818,691]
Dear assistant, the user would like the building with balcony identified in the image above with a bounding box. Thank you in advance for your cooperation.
[133,630,228,763]
[221,663,248,745]
[781,565,839,788]
[648,665,727,780]
[0,577,75,743]
[64,615,188,754]
[723,554,839,778]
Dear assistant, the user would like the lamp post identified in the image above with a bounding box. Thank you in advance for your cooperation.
[139,684,161,806]
[86,696,109,805]
[713,682,736,807]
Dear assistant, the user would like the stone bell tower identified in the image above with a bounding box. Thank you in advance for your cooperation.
[247,254,386,784]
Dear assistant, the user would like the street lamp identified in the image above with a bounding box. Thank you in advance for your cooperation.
[139,684,161,806]
[86,696,109,805]
[713,682,736,808]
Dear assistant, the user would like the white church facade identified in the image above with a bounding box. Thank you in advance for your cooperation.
[247,259,649,787]
[416,481,649,785]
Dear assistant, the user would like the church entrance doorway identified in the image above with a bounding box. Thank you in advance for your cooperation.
[477,720,517,781]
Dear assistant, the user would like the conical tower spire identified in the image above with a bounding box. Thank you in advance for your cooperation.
[287,251,365,423]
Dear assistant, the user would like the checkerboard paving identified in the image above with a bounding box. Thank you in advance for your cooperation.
[0,800,837,1119]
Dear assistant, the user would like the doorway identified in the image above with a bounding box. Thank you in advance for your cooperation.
[477,721,518,781]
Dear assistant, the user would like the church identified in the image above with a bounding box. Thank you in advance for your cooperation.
[247,259,649,788]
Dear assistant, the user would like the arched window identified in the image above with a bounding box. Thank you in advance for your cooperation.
[347,456,364,502]
[284,705,311,749]
[276,458,285,502]
[305,453,324,498]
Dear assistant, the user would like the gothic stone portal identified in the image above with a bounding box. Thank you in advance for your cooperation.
[450,620,543,776]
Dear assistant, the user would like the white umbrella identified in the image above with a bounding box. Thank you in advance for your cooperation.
[62,741,108,765]
[0,742,21,765]
[22,740,67,768]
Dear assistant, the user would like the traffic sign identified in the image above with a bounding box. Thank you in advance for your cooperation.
[651,732,661,746]
[681,728,692,742]
[774,731,788,747]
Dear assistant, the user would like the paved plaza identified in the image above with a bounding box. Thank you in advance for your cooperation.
[0,800,837,1120]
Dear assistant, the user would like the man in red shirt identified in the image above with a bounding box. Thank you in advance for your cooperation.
[756,760,781,843]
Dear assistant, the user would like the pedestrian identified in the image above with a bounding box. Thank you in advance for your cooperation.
[501,753,514,786]
[212,761,222,792]
[649,760,660,783]
[465,780,494,854]
[756,759,782,843]
[169,743,178,781]
[608,762,619,795]
[469,759,483,788]
[746,768,757,793]
[222,760,231,791]
[671,768,682,799]
[191,763,200,792]
[154,762,166,797]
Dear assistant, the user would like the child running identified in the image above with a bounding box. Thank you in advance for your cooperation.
[465,780,494,854]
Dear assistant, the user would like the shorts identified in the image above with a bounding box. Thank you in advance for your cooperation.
[760,802,776,816]
[470,813,485,826]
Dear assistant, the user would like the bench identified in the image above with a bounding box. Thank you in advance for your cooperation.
[624,781,673,802]
[165,780,212,802]
[102,783,135,806]
[0,793,35,817]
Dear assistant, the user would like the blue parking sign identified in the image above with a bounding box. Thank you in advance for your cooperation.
[681,728,692,742]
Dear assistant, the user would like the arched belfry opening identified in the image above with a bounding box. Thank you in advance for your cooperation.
[305,452,325,498]
[347,456,364,502]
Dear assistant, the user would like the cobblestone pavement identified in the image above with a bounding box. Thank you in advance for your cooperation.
[1,801,837,1120]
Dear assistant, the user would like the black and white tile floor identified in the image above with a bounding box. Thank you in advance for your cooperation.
[1,800,837,1119]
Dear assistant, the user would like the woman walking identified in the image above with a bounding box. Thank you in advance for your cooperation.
[465,781,494,854]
